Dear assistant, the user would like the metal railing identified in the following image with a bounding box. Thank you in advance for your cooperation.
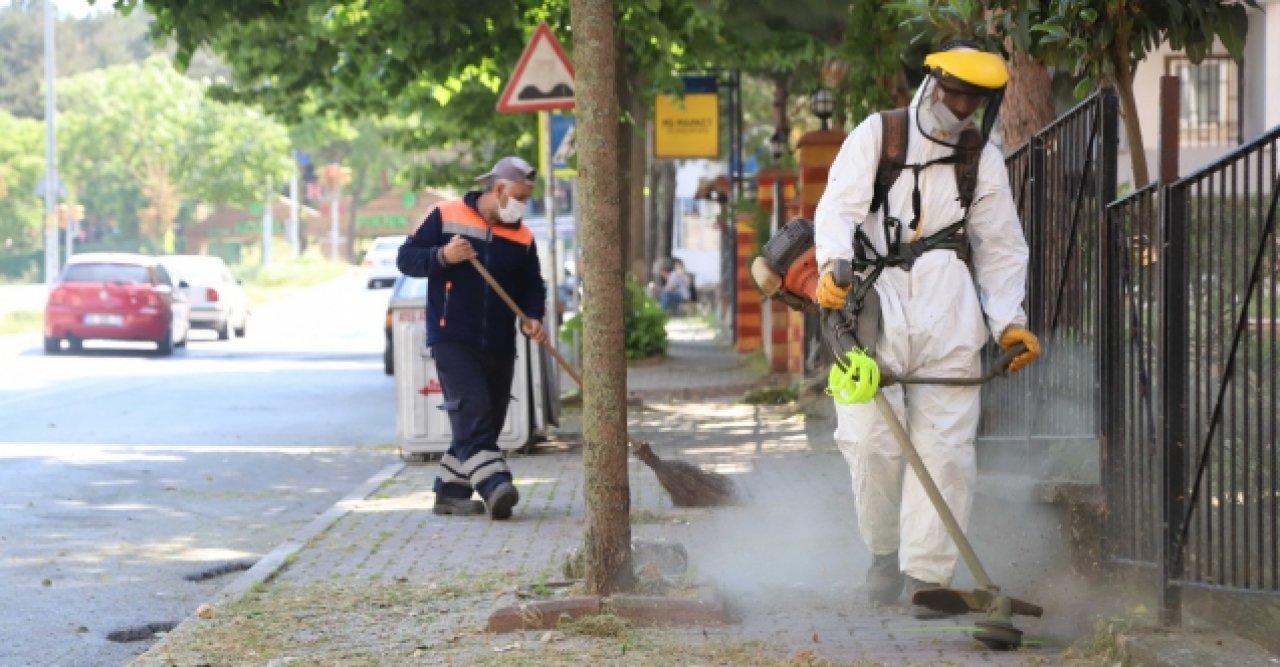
[978,92,1118,474]
[1161,125,1280,617]
[1104,184,1163,568]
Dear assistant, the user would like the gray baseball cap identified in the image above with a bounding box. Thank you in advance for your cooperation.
[475,156,537,186]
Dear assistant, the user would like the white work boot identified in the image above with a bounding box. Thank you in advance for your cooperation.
[866,552,905,606]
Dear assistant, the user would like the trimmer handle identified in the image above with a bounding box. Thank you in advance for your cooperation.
[886,343,1030,386]
[831,259,854,289]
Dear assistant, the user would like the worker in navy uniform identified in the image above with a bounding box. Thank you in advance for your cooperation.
[397,156,548,520]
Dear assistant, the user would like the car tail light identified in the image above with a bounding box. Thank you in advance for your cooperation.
[206,288,220,302]
[385,310,392,330]
[144,291,162,307]
[49,288,69,306]
[364,259,374,268]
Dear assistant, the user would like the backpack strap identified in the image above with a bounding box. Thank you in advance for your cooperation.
[870,108,909,215]
[954,127,984,211]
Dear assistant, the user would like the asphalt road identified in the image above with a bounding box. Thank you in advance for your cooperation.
[0,273,401,667]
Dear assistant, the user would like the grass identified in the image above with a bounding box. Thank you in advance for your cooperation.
[0,309,41,335]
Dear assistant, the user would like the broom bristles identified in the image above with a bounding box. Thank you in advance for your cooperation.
[632,440,736,507]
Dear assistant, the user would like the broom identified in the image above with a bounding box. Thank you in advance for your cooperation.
[467,258,736,507]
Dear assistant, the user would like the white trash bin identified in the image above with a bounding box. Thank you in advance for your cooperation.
[392,302,531,456]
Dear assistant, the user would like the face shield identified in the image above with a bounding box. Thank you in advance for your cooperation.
[912,48,1008,149]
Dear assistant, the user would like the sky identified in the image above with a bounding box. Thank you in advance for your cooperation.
[2,0,109,19]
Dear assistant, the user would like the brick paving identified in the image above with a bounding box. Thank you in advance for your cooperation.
[136,317,1087,665]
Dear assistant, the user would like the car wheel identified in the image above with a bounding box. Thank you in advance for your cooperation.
[234,313,248,338]
[43,337,60,354]
[216,319,231,340]
[67,337,83,352]
[367,280,378,289]
[383,341,394,376]
[156,335,173,356]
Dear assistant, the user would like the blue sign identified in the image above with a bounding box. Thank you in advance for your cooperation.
[550,115,575,173]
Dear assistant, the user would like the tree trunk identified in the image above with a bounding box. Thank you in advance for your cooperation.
[617,53,648,280]
[1110,26,1149,188]
[657,160,675,260]
[569,0,634,596]
[644,120,659,282]
[344,168,366,262]
[1000,50,1055,153]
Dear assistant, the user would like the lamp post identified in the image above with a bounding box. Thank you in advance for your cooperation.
[768,129,789,233]
[809,87,835,131]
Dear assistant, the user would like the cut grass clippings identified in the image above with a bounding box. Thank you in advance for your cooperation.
[0,309,41,335]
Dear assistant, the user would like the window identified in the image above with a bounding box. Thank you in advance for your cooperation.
[1167,55,1239,147]
[61,263,150,284]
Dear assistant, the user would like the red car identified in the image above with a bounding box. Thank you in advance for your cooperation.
[43,253,191,355]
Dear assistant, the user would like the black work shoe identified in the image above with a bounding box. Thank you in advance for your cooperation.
[484,482,519,520]
[906,576,955,620]
[432,496,484,516]
[866,552,904,606]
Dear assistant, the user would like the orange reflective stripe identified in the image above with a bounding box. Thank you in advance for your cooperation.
[438,199,533,246]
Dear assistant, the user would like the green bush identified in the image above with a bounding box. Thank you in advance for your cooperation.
[559,276,669,360]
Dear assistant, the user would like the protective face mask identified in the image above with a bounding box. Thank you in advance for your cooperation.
[497,192,527,223]
[932,99,969,132]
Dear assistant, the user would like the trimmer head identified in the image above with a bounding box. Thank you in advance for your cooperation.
[911,587,1042,650]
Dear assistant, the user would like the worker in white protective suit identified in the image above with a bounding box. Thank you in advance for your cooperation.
[813,42,1041,618]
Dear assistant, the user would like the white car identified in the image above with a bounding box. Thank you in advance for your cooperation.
[159,254,249,340]
[362,235,405,289]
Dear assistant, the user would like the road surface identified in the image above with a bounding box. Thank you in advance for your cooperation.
[0,273,401,666]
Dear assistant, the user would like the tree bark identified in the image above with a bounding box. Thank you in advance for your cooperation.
[617,52,648,280]
[657,160,675,261]
[1110,23,1149,187]
[569,0,634,596]
[1000,50,1055,153]
[344,167,366,262]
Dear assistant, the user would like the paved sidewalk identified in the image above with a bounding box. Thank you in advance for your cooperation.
[133,317,1090,666]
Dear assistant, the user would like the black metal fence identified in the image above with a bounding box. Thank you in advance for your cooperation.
[1162,125,1280,616]
[978,92,1117,475]
[985,87,1279,621]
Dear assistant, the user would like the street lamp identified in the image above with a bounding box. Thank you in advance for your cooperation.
[809,87,835,131]
[768,129,789,161]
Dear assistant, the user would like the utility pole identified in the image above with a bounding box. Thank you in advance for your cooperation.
[43,0,59,284]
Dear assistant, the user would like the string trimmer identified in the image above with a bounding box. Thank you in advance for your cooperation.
[824,266,1042,651]
[467,258,735,507]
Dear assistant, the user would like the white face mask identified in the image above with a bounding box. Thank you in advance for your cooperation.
[916,79,972,139]
[497,191,527,223]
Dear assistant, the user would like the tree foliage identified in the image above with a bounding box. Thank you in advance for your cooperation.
[0,110,45,245]
[52,57,292,245]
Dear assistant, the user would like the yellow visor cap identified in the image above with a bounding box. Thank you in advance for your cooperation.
[923,50,1009,91]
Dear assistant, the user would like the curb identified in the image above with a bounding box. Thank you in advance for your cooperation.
[134,462,406,657]
[1117,630,1280,667]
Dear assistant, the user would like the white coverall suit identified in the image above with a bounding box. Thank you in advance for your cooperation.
[814,87,1029,586]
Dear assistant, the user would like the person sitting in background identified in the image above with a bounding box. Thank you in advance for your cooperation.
[659,260,690,315]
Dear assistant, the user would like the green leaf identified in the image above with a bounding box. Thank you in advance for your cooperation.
[1072,77,1095,99]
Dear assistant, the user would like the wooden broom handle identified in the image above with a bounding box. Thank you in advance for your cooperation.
[467,257,584,389]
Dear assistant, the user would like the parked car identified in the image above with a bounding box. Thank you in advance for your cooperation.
[362,235,406,289]
[159,254,249,340]
[384,274,427,375]
[43,253,190,355]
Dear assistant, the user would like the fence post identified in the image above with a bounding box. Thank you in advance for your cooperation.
[1027,135,1047,335]
[1157,76,1186,627]
[1097,90,1122,560]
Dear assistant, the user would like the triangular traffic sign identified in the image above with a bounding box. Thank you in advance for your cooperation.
[497,22,575,113]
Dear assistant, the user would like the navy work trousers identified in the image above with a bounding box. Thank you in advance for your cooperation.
[430,341,517,500]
